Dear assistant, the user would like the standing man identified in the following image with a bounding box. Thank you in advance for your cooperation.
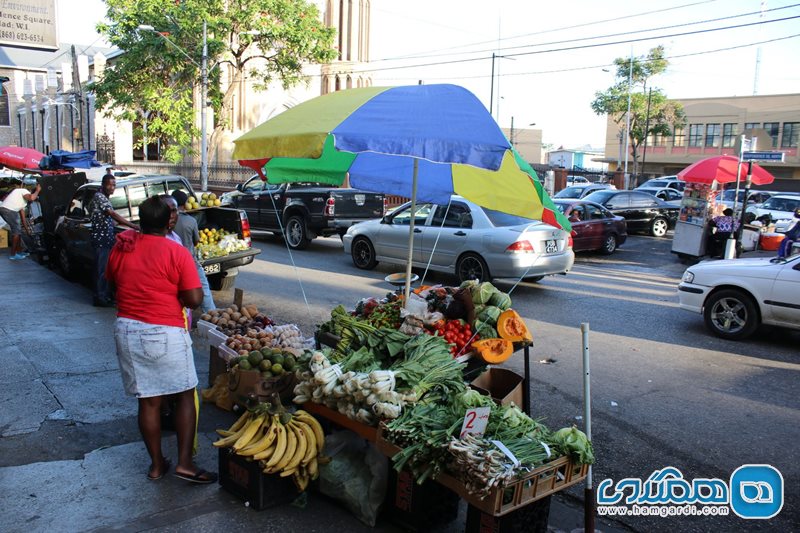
[0,181,41,260]
[170,190,215,314]
[90,175,138,307]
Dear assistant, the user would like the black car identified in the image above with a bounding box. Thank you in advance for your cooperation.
[582,190,679,237]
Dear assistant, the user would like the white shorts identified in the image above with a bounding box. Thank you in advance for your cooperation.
[114,317,198,398]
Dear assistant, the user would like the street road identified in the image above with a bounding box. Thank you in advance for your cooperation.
[229,231,800,532]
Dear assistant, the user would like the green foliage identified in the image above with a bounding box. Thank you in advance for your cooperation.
[91,0,337,161]
[590,46,685,174]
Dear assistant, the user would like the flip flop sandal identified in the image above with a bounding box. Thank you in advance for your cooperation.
[173,468,218,485]
[147,457,172,481]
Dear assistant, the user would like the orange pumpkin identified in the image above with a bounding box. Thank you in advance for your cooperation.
[497,309,532,343]
[473,338,514,364]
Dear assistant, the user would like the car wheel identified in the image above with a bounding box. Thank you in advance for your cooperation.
[526,275,544,283]
[456,253,491,283]
[207,272,237,291]
[650,217,669,237]
[351,237,378,270]
[599,234,617,255]
[57,242,76,280]
[703,289,759,340]
[284,215,310,250]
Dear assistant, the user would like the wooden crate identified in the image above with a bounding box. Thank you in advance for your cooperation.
[376,426,587,517]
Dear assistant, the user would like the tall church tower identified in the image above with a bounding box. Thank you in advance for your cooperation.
[321,0,372,93]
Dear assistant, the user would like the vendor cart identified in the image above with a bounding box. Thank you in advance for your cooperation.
[671,181,718,259]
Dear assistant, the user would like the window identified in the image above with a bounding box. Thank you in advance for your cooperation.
[568,205,585,222]
[431,203,472,228]
[67,192,87,218]
[744,122,760,131]
[705,124,721,148]
[127,185,148,219]
[722,123,738,148]
[166,179,191,197]
[763,122,779,148]
[688,124,703,147]
[146,182,166,197]
[109,188,129,217]
[652,133,667,147]
[781,122,799,148]
[391,203,432,225]
[585,204,605,220]
[673,127,685,147]
[0,92,9,126]
[606,193,632,209]
[630,193,657,208]
[242,177,264,193]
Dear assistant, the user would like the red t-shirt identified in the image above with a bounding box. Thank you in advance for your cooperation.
[106,232,201,328]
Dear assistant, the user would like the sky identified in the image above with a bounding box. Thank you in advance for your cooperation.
[58,0,800,150]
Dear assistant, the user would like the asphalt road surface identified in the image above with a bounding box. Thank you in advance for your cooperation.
[225,230,799,532]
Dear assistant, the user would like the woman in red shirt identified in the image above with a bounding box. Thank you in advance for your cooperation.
[107,196,216,483]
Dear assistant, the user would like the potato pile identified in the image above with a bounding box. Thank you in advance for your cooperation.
[200,304,273,336]
[226,329,276,356]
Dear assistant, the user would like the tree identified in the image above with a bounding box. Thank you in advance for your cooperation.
[91,0,337,163]
[591,46,685,177]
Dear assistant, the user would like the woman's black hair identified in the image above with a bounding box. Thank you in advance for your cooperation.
[139,196,171,234]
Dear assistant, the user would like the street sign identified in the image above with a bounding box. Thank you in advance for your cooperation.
[742,151,786,162]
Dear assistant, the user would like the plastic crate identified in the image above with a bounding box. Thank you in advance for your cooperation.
[465,496,551,533]
[384,468,460,531]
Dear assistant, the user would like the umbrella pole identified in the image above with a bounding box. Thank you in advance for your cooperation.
[403,158,419,305]
[581,322,595,532]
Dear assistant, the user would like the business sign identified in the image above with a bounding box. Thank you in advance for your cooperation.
[743,151,786,162]
[0,0,58,51]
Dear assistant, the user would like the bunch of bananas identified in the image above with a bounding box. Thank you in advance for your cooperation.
[213,406,327,491]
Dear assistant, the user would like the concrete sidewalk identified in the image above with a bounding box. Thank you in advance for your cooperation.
[0,252,628,533]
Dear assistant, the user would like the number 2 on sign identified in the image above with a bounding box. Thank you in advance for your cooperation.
[460,406,491,438]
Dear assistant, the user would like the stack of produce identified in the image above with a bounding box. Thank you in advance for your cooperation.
[214,401,327,491]
[383,388,594,498]
[185,192,221,210]
[200,303,273,334]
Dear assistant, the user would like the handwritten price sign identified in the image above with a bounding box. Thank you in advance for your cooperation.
[460,407,491,438]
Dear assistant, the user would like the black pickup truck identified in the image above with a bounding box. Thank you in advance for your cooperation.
[221,176,385,249]
[40,173,260,291]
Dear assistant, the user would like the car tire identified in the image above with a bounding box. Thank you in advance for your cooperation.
[526,275,544,283]
[599,234,617,255]
[703,289,760,340]
[351,237,378,270]
[284,215,310,250]
[56,242,76,280]
[456,252,491,284]
[650,217,669,237]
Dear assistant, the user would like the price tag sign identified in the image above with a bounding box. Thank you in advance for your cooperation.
[460,407,491,438]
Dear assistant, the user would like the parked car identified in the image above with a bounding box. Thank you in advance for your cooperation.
[636,176,685,192]
[678,255,800,340]
[582,190,679,237]
[52,174,261,290]
[567,175,590,185]
[553,199,627,254]
[343,196,574,284]
[221,175,385,249]
[745,194,800,229]
[716,188,774,213]
[554,183,614,200]
[636,187,683,203]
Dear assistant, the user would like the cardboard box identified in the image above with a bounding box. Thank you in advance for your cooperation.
[470,367,524,407]
[218,448,299,510]
[0,228,8,249]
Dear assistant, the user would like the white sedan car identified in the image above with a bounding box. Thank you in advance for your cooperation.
[745,194,800,231]
[678,255,800,340]
[343,196,574,284]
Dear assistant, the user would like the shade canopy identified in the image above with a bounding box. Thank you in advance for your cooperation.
[677,155,776,185]
[0,146,45,173]
[233,84,570,231]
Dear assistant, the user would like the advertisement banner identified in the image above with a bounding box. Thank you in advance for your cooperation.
[0,0,58,51]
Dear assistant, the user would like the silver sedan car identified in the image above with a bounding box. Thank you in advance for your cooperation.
[342,196,574,283]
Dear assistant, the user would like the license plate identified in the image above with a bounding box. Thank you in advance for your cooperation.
[354,194,365,206]
[204,263,221,275]
[545,240,557,253]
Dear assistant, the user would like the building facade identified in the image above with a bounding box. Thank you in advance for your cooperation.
[603,93,800,188]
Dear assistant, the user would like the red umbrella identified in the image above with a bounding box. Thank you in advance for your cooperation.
[0,146,45,172]
[677,155,775,185]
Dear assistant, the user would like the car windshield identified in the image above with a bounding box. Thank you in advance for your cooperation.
[720,189,745,202]
[553,203,568,214]
[761,197,800,212]
[583,190,616,204]
[482,207,537,227]
[554,186,587,198]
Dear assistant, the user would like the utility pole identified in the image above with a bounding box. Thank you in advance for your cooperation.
[71,45,85,150]
[200,20,209,192]
[509,116,514,147]
[623,48,633,188]
[640,88,652,177]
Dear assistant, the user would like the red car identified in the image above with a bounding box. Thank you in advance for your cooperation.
[554,199,628,254]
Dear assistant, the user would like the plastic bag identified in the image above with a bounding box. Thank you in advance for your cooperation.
[318,430,388,526]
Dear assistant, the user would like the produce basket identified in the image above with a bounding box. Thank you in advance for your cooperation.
[376,426,587,517]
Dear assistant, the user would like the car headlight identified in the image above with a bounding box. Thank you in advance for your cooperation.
[682,270,695,283]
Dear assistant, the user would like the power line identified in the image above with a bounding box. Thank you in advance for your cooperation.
[378,0,721,61]
[371,3,800,63]
[349,14,800,75]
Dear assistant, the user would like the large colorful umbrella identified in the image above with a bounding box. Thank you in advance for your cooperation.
[677,155,775,185]
[233,84,570,298]
[0,146,45,173]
